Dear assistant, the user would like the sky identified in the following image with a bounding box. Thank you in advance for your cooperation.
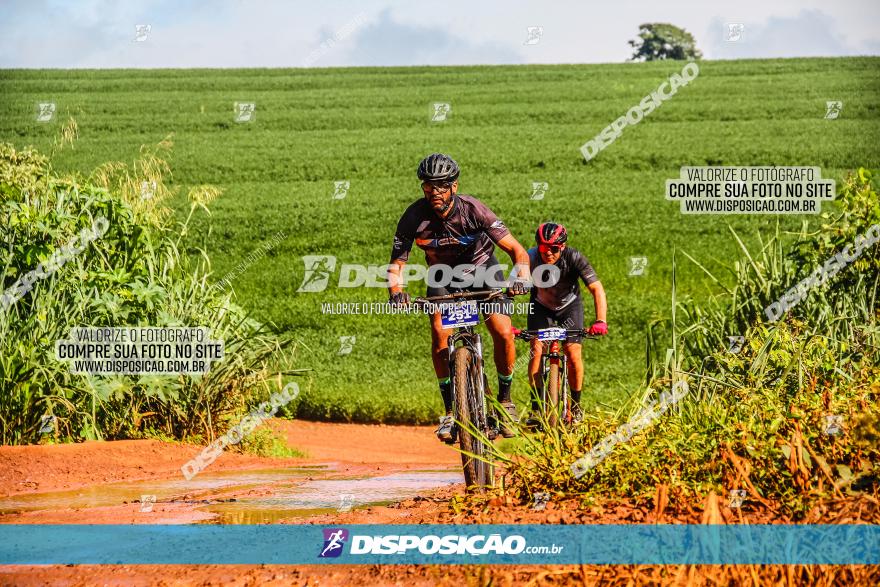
[1,0,879,68]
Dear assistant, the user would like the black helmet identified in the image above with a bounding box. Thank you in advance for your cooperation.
[536,222,568,245]
[417,153,460,183]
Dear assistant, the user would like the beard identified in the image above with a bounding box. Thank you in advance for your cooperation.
[429,193,453,214]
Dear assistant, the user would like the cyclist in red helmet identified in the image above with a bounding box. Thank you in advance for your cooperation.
[388,154,532,442]
[524,222,607,426]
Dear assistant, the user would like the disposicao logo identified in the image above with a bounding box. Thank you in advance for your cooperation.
[319,528,349,558]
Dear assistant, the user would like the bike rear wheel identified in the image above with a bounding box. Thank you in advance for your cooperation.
[453,347,493,489]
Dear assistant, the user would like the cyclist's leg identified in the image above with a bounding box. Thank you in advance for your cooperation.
[526,299,553,415]
[563,342,584,393]
[484,312,515,390]
[484,310,518,437]
[527,339,543,407]
[560,296,586,411]
[427,283,455,442]
[474,255,516,401]
[429,310,454,379]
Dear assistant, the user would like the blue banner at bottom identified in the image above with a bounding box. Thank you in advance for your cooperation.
[0,525,877,565]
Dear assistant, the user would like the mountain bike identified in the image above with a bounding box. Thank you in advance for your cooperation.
[413,288,509,489]
[513,327,598,429]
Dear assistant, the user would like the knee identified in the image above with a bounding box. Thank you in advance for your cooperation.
[492,322,513,341]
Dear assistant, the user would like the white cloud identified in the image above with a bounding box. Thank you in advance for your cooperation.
[0,0,877,68]
[707,10,857,59]
[340,9,522,67]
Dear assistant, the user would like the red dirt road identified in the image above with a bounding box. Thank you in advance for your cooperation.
[0,419,460,498]
[2,421,879,586]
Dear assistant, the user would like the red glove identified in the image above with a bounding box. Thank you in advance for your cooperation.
[588,320,608,336]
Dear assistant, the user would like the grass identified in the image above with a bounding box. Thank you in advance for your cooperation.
[237,427,309,458]
[1,57,878,424]
[0,141,300,444]
[478,170,880,517]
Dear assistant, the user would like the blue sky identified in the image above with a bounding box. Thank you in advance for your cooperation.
[1,0,878,68]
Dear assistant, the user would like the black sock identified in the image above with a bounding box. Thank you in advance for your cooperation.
[497,373,513,403]
[439,378,452,413]
[571,389,582,405]
[529,387,540,412]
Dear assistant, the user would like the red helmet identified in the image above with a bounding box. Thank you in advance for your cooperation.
[535,222,568,246]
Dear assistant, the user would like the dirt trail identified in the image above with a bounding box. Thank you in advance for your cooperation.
[4,421,878,585]
[0,419,459,498]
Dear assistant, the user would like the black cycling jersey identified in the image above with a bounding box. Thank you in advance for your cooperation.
[390,194,510,269]
[528,246,598,311]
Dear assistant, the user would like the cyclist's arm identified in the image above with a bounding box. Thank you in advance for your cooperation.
[388,214,416,296]
[574,250,606,323]
[387,260,406,296]
[587,280,607,323]
[495,233,530,282]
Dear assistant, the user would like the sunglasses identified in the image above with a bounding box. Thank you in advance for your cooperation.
[422,181,454,193]
[538,244,563,254]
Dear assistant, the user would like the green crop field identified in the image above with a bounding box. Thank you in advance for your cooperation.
[1,57,878,425]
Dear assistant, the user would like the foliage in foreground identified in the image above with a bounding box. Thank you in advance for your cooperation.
[493,169,880,517]
[0,141,299,444]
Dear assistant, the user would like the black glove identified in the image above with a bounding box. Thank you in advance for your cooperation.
[508,279,531,296]
[389,291,411,306]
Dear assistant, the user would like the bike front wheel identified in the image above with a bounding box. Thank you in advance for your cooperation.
[453,347,493,490]
[546,361,561,428]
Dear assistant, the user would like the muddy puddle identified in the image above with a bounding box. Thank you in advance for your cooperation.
[0,466,461,524]
[201,471,461,523]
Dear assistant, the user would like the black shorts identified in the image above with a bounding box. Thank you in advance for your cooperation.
[527,296,585,343]
[425,255,512,317]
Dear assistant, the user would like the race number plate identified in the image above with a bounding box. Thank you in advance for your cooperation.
[536,327,567,341]
[440,302,480,328]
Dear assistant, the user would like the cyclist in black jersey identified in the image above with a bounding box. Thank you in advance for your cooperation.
[524,222,607,425]
[387,154,532,442]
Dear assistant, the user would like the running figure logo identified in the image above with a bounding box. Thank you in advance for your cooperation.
[524,26,544,45]
[134,24,151,42]
[139,494,157,512]
[319,528,349,558]
[824,101,843,120]
[36,103,56,122]
[532,492,550,511]
[338,336,355,356]
[234,102,256,123]
[38,414,56,434]
[728,489,747,508]
[725,23,744,42]
[431,102,451,122]
[727,336,745,354]
[297,255,336,292]
[332,180,350,200]
[628,256,648,276]
[822,414,843,435]
[141,180,157,200]
[529,181,548,201]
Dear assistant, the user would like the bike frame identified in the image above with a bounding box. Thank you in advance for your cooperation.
[447,327,491,436]
[538,337,571,424]
[414,288,507,441]
[514,327,598,427]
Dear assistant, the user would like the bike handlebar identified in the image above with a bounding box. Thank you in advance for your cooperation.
[412,288,509,306]
[512,327,601,341]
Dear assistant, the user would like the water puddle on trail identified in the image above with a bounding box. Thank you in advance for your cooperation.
[0,467,462,524]
[0,467,326,514]
[199,471,461,524]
